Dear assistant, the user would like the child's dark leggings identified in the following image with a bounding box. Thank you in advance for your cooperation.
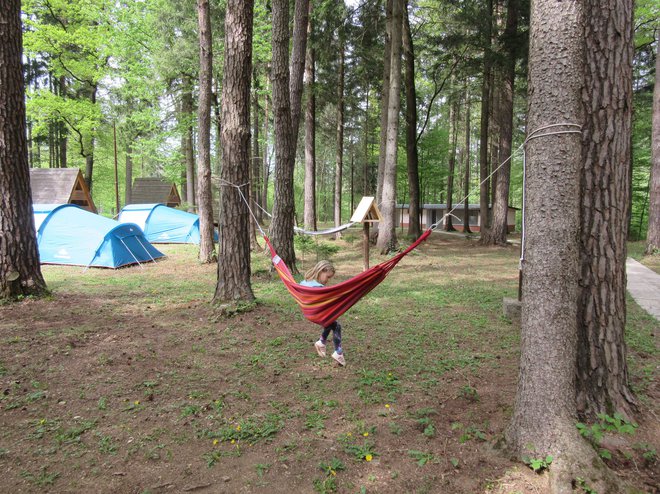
[321,321,342,354]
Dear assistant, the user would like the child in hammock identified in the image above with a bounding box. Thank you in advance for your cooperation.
[300,260,346,366]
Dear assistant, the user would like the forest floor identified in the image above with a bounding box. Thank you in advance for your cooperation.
[0,232,657,494]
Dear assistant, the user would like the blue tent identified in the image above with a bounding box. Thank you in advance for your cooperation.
[118,203,212,244]
[33,204,164,268]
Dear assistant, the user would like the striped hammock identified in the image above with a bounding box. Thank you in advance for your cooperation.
[264,228,433,327]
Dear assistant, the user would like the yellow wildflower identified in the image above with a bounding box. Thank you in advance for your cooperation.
[365,454,373,462]
[213,439,219,445]
[134,400,140,405]
[236,425,241,431]
[385,404,390,409]
[363,432,369,437]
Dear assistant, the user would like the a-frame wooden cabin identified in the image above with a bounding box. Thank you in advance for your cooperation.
[129,178,181,208]
[30,168,97,213]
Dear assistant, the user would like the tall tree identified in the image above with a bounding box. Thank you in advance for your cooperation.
[646,39,660,255]
[376,0,394,206]
[303,3,316,231]
[506,0,622,489]
[181,76,196,210]
[445,87,460,232]
[270,0,297,269]
[214,0,255,303]
[197,0,217,263]
[576,0,635,419]
[403,2,421,239]
[377,0,404,253]
[290,0,311,146]
[478,0,494,240]
[462,90,472,234]
[334,37,345,239]
[487,0,519,245]
[0,1,48,300]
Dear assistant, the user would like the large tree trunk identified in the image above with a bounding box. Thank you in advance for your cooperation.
[289,0,310,147]
[270,0,297,270]
[197,0,217,263]
[303,6,316,231]
[214,0,255,303]
[576,0,635,420]
[506,0,623,491]
[376,0,403,254]
[334,39,345,240]
[0,1,48,300]
[262,78,270,214]
[646,40,660,255]
[376,0,393,206]
[478,0,493,241]
[182,76,196,212]
[84,85,97,192]
[489,0,518,245]
[403,3,420,239]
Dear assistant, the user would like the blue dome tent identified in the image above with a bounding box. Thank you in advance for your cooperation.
[33,204,164,268]
[118,203,213,244]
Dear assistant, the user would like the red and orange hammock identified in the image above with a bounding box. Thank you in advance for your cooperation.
[264,228,432,327]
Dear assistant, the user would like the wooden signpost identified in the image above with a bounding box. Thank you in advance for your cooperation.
[350,196,383,271]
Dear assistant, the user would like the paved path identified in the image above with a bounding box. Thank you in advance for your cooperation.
[626,258,660,321]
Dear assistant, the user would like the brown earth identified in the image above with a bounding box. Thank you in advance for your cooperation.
[0,234,657,493]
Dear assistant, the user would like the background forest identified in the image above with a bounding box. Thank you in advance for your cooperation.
[20,0,658,240]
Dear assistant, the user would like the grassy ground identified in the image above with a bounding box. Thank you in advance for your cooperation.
[0,232,657,493]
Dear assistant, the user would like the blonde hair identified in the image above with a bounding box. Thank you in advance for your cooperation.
[304,260,335,283]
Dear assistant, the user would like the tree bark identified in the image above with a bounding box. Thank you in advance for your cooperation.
[576,0,636,420]
[462,91,472,234]
[303,5,316,231]
[290,0,311,147]
[334,39,345,240]
[270,0,297,271]
[403,3,420,239]
[376,0,403,254]
[478,0,493,241]
[445,86,460,232]
[489,0,518,245]
[646,40,660,254]
[196,0,217,263]
[376,0,393,207]
[252,67,262,224]
[505,1,624,491]
[0,1,48,300]
[182,76,196,212]
[214,0,255,303]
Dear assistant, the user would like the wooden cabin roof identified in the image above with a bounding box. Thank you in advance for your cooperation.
[130,178,181,207]
[30,168,97,213]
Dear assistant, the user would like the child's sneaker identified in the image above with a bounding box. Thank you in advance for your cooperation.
[332,351,346,366]
[314,340,326,357]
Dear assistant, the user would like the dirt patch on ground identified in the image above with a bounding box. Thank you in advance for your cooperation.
[0,235,657,493]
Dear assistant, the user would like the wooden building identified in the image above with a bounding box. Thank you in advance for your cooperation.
[395,203,517,232]
[129,178,181,207]
[30,168,97,213]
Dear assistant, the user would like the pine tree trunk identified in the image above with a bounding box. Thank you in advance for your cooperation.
[646,40,660,255]
[334,41,345,240]
[505,0,602,486]
[197,0,217,263]
[303,7,316,231]
[0,1,48,300]
[252,67,262,224]
[445,89,459,232]
[214,0,255,303]
[270,0,297,270]
[463,92,472,234]
[376,0,403,254]
[262,81,270,213]
[489,0,518,245]
[403,3,421,239]
[376,0,393,206]
[576,0,635,420]
[290,0,310,147]
[182,76,196,211]
[478,0,493,240]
